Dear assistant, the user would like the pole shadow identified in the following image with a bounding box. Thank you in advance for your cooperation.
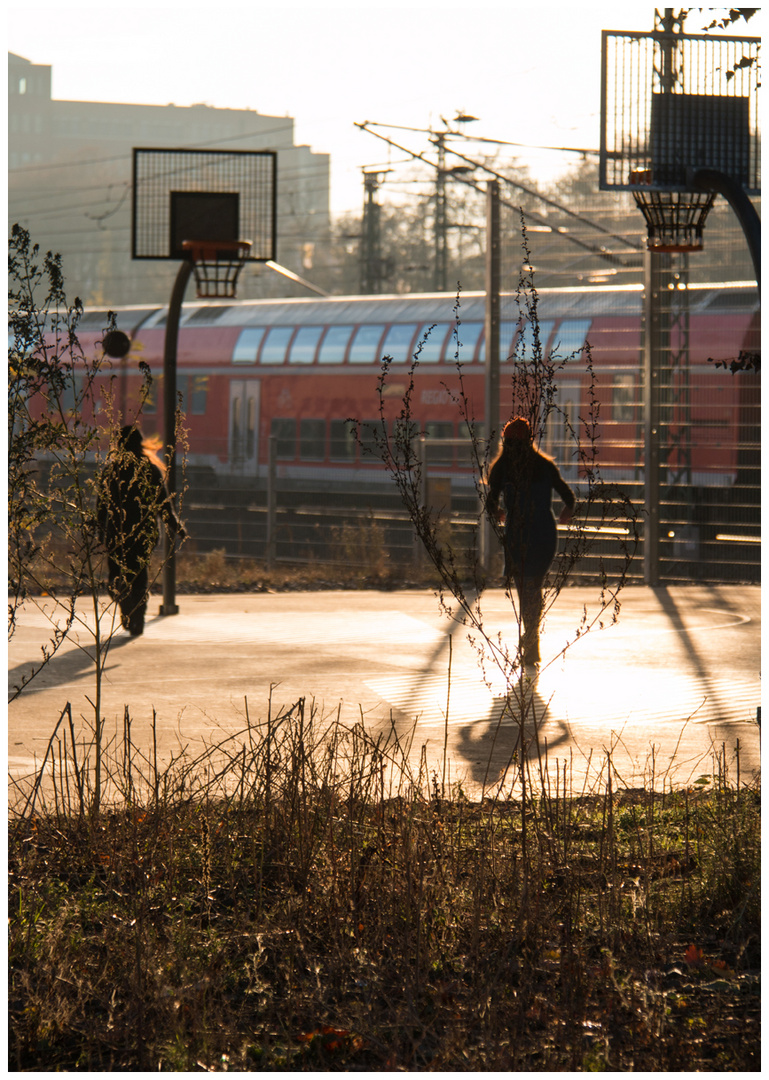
[8,633,133,700]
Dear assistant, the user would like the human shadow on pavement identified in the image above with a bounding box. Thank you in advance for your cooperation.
[367,589,578,795]
[452,676,572,795]
[8,632,133,700]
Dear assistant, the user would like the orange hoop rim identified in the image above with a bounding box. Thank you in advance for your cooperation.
[181,239,253,263]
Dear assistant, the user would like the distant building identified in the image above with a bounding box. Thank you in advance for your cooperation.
[8,52,331,305]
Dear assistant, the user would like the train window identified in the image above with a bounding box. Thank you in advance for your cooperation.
[456,321,483,361]
[330,420,357,461]
[424,421,454,464]
[57,373,82,414]
[392,418,419,447]
[260,326,294,364]
[552,319,591,360]
[380,323,418,363]
[76,310,112,328]
[359,420,382,462]
[318,325,354,364]
[300,419,326,460]
[233,327,265,363]
[246,397,257,458]
[612,375,635,423]
[513,320,555,361]
[458,421,485,467]
[704,289,758,310]
[502,320,519,360]
[180,375,208,415]
[477,321,518,363]
[415,323,451,363]
[348,325,386,364]
[271,418,296,459]
[141,374,158,414]
[290,326,324,364]
[185,306,232,325]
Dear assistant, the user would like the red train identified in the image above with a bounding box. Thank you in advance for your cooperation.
[70,281,759,492]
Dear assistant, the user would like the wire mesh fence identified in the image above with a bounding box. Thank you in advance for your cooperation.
[493,189,759,585]
[171,175,759,588]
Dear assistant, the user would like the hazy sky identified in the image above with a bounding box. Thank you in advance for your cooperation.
[8,2,763,216]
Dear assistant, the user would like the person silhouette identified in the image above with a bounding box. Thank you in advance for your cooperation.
[486,417,575,666]
[97,425,186,636]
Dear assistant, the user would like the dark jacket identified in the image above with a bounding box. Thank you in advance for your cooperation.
[487,445,575,579]
[97,447,181,563]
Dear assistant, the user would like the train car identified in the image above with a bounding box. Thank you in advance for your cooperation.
[60,281,760,495]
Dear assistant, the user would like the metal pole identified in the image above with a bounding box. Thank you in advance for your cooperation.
[481,180,501,573]
[643,248,664,587]
[434,132,448,291]
[417,435,427,573]
[690,168,761,296]
[160,258,193,615]
[360,171,382,294]
[266,434,277,570]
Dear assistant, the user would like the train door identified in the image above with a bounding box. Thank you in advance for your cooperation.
[546,383,581,482]
[229,379,260,475]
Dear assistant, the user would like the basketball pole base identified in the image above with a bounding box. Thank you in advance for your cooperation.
[160,534,180,617]
[160,536,179,617]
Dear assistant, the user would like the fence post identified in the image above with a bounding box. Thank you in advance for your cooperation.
[266,434,277,570]
[415,435,427,572]
[482,179,500,575]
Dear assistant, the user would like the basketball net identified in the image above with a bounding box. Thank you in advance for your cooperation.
[181,240,252,299]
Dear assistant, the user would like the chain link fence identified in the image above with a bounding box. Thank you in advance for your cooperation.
[174,182,758,586]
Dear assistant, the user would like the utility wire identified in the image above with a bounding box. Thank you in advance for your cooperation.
[368,118,601,157]
[8,119,300,176]
[356,121,644,263]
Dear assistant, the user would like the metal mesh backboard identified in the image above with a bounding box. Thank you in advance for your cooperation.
[600,30,761,193]
[132,148,277,260]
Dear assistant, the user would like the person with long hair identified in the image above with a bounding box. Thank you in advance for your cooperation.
[97,424,186,636]
[486,416,575,666]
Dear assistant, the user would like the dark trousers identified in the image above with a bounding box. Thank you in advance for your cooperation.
[504,533,553,665]
[510,571,546,664]
[107,552,148,635]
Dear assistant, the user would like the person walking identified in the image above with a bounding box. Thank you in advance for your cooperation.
[97,424,186,636]
[486,416,575,666]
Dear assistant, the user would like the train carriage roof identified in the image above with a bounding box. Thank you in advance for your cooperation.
[75,281,758,333]
[200,289,643,327]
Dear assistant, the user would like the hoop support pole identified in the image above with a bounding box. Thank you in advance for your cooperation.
[160,257,193,616]
[689,169,761,296]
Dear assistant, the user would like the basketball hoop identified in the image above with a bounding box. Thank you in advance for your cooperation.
[181,239,253,298]
[630,170,716,254]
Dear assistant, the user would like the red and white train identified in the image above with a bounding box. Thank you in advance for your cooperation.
[70,281,759,492]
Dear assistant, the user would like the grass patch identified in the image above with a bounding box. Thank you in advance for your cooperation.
[8,701,760,1071]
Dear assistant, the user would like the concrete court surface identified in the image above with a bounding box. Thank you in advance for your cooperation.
[8,584,761,802]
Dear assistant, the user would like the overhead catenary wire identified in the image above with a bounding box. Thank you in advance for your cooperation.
[357,118,640,243]
[354,121,644,267]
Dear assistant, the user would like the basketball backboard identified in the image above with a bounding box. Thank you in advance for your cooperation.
[131,147,277,261]
[599,28,760,194]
